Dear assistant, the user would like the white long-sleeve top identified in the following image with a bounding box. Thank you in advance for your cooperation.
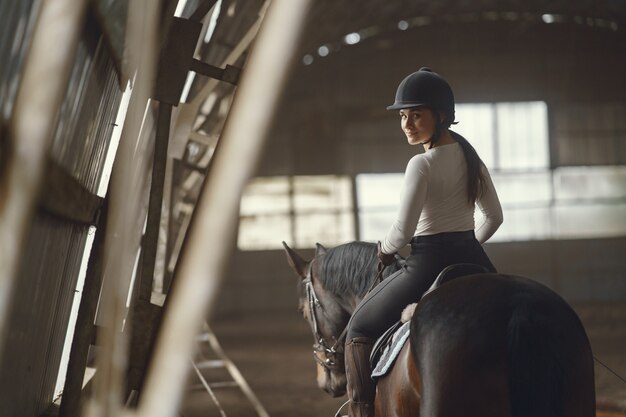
[381,142,503,254]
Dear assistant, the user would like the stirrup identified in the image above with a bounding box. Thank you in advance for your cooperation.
[334,399,350,417]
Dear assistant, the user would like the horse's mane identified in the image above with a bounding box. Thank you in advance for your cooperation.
[317,241,402,298]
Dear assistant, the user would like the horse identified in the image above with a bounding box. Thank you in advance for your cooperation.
[283,240,596,417]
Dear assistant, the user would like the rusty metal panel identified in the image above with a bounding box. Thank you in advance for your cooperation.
[0,9,122,417]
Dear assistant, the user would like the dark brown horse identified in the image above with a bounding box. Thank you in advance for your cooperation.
[283,241,596,417]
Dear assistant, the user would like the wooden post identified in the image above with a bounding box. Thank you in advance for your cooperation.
[84,0,161,414]
[135,1,311,416]
[137,103,173,302]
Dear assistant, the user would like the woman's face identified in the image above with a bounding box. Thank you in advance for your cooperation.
[399,107,438,146]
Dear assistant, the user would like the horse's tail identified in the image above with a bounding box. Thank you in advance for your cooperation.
[507,301,566,417]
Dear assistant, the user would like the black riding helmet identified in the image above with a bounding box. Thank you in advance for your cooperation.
[387,67,455,128]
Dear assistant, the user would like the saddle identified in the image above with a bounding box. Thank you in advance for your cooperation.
[421,263,490,299]
[370,263,490,374]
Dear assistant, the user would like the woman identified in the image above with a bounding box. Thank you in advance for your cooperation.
[342,67,503,417]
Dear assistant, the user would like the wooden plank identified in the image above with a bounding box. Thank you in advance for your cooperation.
[58,198,109,417]
[39,158,104,225]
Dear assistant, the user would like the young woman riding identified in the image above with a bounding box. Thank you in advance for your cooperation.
[342,67,503,417]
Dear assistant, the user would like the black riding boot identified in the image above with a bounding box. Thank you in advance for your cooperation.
[345,337,376,417]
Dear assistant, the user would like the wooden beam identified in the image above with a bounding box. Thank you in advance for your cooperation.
[137,102,172,301]
[153,17,203,105]
[189,60,241,85]
[190,0,219,22]
[124,102,171,402]
[136,1,311,415]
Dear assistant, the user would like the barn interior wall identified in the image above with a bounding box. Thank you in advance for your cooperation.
[216,19,626,318]
[215,237,626,318]
[0,8,123,415]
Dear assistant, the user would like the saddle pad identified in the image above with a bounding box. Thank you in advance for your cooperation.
[371,321,411,378]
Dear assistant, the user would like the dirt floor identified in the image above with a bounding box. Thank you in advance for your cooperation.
[180,302,626,417]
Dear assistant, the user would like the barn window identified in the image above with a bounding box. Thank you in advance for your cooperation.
[356,173,403,242]
[454,101,550,171]
[238,175,355,250]
[551,166,626,239]
[453,101,551,241]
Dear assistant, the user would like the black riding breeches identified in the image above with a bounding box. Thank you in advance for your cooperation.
[346,231,496,341]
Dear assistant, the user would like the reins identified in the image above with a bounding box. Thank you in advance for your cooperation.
[594,356,626,385]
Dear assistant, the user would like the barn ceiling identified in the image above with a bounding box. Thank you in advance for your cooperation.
[298,0,625,53]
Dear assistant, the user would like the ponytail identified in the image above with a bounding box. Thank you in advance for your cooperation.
[450,130,486,206]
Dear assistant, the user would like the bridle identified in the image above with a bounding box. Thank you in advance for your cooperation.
[303,264,346,373]
[303,259,387,374]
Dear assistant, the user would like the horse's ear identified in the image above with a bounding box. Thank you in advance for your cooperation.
[315,242,327,257]
[282,241,309,279]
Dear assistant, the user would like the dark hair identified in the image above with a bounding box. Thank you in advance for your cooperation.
[427,109,454,149]
[450,130,486,206]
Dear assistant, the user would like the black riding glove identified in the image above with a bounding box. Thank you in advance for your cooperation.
[377,241,396,267]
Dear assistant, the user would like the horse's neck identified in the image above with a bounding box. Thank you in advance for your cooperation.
[343,272,380,313]
[345,294,364,315]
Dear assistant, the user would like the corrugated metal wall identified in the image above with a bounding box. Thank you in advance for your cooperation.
[0,5,122,416]
[0,0,41,124]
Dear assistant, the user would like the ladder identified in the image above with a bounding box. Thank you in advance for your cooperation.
[181,323,269,417]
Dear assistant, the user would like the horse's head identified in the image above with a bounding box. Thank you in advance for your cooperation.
[282,241,351,397]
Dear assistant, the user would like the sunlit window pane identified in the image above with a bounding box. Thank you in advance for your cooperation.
[239,177,290,216]
[355,174,402,208]
[238,214,291,250]
[487,207,552,241]
[555,203,626,239]
[554,166,626,201]
[293,176,353,211]
[238,175,355,250]
[491,172,552,205]
[496,102,549,170]
[358,209,397,243]
[356,173,402,242]
[454,103,495,169]
[295,213,355,247]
